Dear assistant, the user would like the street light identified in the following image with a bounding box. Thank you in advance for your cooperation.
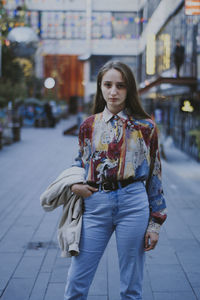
[44,77,56,89]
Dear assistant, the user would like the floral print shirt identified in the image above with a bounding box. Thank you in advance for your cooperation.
[74,107,167,227]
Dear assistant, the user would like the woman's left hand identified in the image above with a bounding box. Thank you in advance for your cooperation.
[144,231,159,251]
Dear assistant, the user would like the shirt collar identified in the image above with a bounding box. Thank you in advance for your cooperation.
[102,106,129,123]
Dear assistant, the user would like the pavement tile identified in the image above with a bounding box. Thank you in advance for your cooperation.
[0,278,35,300]
[143,268,151,283]
[27,211,59,253]
[169,238,199,252]
[13,256,44,278]
[181,263,200,287]
[44,282,66,300]
[147,264,193,292]
[146,244,178,265]
[194,287,200,300]
[164,215,193,240]
[176,247,200,265]
[40,248,58,273]
[143,281,154,300]
[0,252,22,290]
[49,256,70,283]
[179,208,200,227]
[24,247,48,257]
[155,229,170,246]
[0,191,39,241]
[153,291,197,300]
[190,225,200,242]
[0,216,44,253]
[29,272,51,300]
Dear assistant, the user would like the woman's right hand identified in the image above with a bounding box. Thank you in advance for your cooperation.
[71,183,98,198]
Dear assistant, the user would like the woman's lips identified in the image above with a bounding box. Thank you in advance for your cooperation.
[109,98,117,101]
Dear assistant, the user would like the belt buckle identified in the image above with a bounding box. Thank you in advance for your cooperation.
[102,181,117,192]
[102,182,111,192]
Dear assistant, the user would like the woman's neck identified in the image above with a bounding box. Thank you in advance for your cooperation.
[106,105,124,115]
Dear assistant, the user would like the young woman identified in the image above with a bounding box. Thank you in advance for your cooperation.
[64,61,167,300]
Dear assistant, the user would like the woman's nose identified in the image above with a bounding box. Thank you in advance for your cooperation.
[110,85,117,95]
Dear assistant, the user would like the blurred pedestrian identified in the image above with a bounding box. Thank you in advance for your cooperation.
[44,102,55,127]
[64,61,167,300]
[174,39,185,78]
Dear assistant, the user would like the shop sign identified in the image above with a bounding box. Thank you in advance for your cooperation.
[185,0,200,15]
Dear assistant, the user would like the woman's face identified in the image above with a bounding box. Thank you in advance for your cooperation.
[101,68,127,114]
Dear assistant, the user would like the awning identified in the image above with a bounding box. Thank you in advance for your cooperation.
[138,76,197,96]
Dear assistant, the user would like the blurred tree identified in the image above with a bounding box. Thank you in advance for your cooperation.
[26,75,44,99]
[1,44,24,83]
[0,1,28,105]
[0,43,27,105]
[0,2,43,106]
[0,79,27,106]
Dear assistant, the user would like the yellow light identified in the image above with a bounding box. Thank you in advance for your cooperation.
[181,100,194,112]
[135,17,140,24]
[146,34,156,75]
[82,80,86,86]
[160,34,171,70]
[2,24,7,31]
[19,11,25,17]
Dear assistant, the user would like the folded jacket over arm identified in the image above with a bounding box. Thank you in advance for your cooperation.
[40,166,85,257]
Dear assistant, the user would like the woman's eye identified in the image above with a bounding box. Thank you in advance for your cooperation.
[104,83,112,88]
[117,84,126,89]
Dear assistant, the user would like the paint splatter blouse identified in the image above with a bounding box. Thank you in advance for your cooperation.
[74,107,167,229]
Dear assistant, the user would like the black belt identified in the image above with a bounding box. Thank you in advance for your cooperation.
[87,177,143,192]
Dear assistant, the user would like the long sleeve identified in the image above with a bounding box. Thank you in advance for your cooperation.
[72,124,85,168]
[146,124,167,233]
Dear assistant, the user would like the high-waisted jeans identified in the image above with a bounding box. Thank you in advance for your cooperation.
[64,181,150,300]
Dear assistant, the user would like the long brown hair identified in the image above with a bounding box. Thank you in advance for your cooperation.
[92,60,150,119]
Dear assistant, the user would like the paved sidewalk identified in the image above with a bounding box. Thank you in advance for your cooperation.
[0,118,200,300]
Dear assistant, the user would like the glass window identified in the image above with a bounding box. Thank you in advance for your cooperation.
[40,11,86,39]
[91,12,112,39]
[112,12,139,39]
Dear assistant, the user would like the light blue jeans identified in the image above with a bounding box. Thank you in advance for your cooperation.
[64,181,150,300]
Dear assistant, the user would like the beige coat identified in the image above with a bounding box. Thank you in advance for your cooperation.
[40,166,85,257]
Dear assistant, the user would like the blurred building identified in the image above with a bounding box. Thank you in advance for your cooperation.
[4,0,200,159]
[138,0,200,160]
